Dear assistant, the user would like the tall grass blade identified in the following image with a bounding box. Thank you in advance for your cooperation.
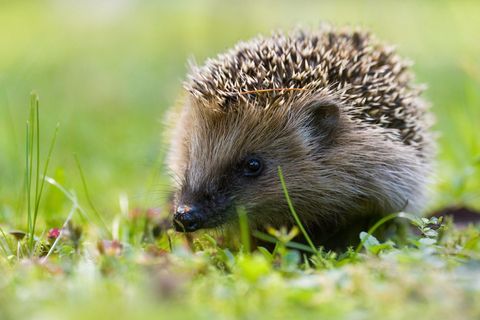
[25,121,31,237]
[74,154,112,238]
[277,166,318,254]
[32,122,59,238]
[237,206,251,253]
[26,94,36,250]
[34,96,40,226]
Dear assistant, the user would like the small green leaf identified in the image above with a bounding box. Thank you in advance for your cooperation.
[359,231,380,248]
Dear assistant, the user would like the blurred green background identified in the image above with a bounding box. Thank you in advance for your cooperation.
[0,0,479,229]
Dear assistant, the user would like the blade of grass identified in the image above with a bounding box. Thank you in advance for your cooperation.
[41,202,77,264]
[45,177,90,222]
[31,122,59,240]
[0,227,13,257]
[277,166,318,254]
[74,154,112,238]
[252,230,316,254]
[237,206,250,253]
[354,212,400,254]
[25,121,31,236]
[34,95,40,229]
[26,94,36,249]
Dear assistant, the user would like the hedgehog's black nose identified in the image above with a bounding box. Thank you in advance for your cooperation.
[173,204,202,232]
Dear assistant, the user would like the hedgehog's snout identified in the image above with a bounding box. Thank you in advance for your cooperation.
[173,204,204,232]
[173,191,232,232]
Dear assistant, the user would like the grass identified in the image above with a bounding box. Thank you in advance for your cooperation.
[24,93,59,253]
[0,1,480,319]
[277,166,318,254]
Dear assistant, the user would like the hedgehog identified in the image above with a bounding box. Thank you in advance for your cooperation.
[166,26,434,248]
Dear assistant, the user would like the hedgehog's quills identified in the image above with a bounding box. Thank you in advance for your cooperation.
[166,26,434,249]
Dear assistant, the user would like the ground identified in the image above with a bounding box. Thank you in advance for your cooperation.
[0,1,479,319]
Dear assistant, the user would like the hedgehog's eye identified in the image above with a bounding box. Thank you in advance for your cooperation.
[241,156,263,177]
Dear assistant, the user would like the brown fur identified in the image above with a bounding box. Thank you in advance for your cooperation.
[166,26,434,247]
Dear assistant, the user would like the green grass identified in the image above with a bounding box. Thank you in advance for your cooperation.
[0,1,479,319]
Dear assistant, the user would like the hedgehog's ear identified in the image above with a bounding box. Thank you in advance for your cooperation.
[306,100,340,141]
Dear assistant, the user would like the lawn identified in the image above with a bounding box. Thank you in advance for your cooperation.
[0,1,479,319]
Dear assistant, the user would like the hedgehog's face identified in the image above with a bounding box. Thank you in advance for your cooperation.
[171,97,340,232]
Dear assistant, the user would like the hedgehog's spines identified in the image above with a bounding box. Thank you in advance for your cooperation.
[184,26,432,156]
